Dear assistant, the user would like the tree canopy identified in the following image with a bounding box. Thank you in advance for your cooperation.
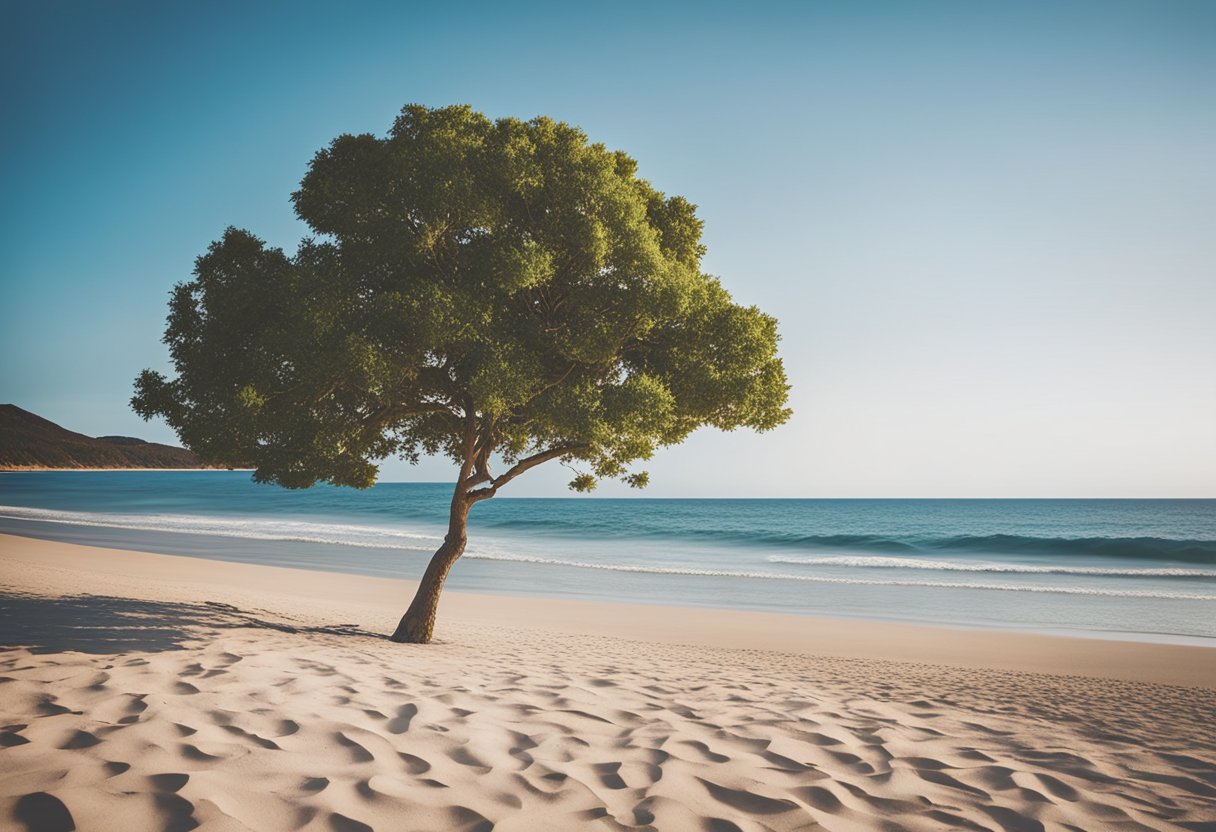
[133,104,790,496]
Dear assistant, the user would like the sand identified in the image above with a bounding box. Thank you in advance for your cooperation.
[1,534,1214,831]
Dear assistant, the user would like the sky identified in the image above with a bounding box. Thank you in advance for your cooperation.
[2,0,1214,497]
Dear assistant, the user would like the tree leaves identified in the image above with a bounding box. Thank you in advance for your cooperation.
[133,104,791,494]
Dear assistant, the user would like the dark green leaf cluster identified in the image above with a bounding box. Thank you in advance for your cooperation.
[133,105,790,493]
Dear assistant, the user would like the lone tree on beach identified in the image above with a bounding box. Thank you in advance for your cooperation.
[133,104,791,643]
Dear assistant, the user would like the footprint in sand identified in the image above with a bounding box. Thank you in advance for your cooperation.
[335,731,374,763]
[399,752,431,774]
[328,812,372,832]
[447,805,493,832]
[386,702,418,734]
[13,792,75,832]
[980,804,1046,832]
[219,724,280,750]
[149,773,190,793]
[59,729,100,749]
[1032,772,1079,801]
[180,743,223,762]
[151,792,198,832]
[796,785,844,813]
[36,696,73,717]
[914,768,989,798]
[591,761,628,789]
[300,776,329,792]
[702,819,745,832]
[0,724,29,747]
[696,778,800,815]
[761,749,819,773]
[446,745,491,771]
[113,694,149,723]
[631,797,658,826]
[675,739,728,763]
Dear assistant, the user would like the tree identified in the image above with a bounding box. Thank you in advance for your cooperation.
[132,104,791,643]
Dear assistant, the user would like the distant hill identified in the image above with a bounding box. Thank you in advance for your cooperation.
[0,404,218,470]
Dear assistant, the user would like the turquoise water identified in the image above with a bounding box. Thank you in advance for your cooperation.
[2,472,1214,643]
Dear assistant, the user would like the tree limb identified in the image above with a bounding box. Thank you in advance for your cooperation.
[359,402,454,430]
[452,397,479,492]
[462,421,496,489]
[467,443,590,502]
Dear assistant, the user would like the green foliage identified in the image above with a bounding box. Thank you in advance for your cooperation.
[0,405,211,470]
[133,104,791,494]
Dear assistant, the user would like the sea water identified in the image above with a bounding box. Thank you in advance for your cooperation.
[1,472,1214,644]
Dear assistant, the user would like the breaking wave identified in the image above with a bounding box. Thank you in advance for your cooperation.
[455,551,1216,600]
[766,555,1216,578]
[2,505,1214,601]
[0,505,444,552]
[481,519,1216,563]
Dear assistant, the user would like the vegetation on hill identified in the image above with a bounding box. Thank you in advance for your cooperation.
[0,404,213,469]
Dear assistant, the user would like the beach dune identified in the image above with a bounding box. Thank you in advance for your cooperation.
[1,533,1214,831]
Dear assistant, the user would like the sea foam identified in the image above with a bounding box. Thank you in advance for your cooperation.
[767,554,1216,578]
[2,505,1214,602]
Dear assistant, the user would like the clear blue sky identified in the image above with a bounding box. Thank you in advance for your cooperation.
[3,1,1213,496]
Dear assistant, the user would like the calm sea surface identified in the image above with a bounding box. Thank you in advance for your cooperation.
[2,472,1214,644]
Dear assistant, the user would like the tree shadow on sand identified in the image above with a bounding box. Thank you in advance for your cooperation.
[0,592,374,655]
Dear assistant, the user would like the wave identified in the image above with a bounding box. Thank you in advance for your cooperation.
[767,555,1216,578]
[926,534,1216,563]
[0,505,445,552]
[479,519,1216,563]
[760,532,1216,562]
[456,551,1216,600]
[2,505,1214,602]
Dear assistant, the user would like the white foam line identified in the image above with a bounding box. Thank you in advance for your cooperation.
[767,555,1216,578]
[3,505,1214,601]
[0,505,443,551]
[458,552,1216,600]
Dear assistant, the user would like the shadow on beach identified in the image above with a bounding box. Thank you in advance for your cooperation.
[0,592,372,655]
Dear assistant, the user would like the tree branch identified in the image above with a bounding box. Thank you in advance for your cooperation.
[462,420,496,489]
[536,362,577,396]
[359,402,454,430]
[452,397,479,492]
[467,443,590,502]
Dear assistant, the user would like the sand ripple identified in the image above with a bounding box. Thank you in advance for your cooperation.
[2,598,1215,831]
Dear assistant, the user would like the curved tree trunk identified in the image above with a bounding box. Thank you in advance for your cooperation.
[391,487,471,644]
[388,435,575,643]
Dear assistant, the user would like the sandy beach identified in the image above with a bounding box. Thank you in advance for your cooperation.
[2,532,1214,831]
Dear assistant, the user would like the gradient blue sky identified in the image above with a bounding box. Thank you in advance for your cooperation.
[3,1,1214,496]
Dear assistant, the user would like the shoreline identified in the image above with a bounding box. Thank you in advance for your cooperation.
[3,531,1215,829]
[2,513,1216,651]
[2,532,1212,688]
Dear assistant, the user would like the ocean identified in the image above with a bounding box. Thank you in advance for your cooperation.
[1,471,1214,645]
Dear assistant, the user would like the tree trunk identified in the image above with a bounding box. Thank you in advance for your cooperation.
[390,487,471,644]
